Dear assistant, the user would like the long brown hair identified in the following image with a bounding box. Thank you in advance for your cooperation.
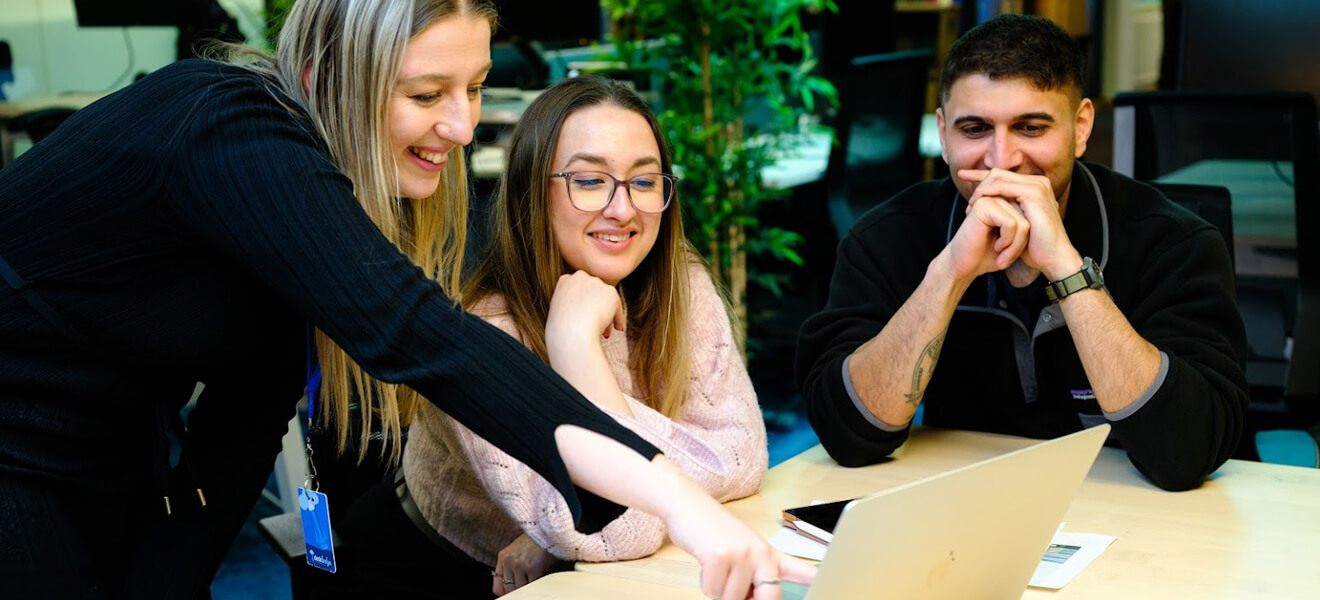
[463,76,696,417]
[237,0,497,463]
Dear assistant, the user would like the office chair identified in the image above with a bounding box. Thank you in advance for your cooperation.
[1150,183,1235,266]
[1113,90,1320,463]
[1147,183,1311,464]
[1155,187,1320,470]
[825,48,933,241]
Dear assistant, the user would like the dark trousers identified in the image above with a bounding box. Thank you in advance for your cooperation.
[304,477,496,600]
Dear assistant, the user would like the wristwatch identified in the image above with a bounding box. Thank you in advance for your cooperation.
[1045,256,1104,302]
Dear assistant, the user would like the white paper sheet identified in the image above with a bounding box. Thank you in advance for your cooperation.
[770,526,828,561]
[1028,531,1117,589]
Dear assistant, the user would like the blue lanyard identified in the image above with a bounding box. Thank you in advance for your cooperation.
[305,321,322,424]
[303,322,323,490]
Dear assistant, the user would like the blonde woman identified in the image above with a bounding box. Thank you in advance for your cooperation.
[0,2,808,598]
[357,76,767,597]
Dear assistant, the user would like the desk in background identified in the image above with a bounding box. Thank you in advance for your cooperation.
[0,92,108,120]
[1156,158,1298,279]
[562,427,1320,599]
[479,87,544,126]
[0,92,107,166]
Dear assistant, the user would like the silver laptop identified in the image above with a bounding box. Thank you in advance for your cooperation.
[783,424,1110,599]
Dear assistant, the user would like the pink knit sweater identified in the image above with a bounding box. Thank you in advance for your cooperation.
[401,263,768,566]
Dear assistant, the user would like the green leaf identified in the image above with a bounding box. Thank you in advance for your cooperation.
[602,0,827,328]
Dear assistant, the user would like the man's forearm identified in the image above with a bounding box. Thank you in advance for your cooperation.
[848,251,971,427]
[1056,288,1161,413]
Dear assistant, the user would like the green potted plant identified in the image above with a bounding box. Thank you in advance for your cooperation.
[603,0,836,350]
[264,0,295,50]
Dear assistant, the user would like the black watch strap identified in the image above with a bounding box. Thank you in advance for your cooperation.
[1045,257,1104,302]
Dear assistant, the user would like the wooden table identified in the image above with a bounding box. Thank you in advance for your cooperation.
[504,571,708,599]
[560,427,1320,599]
[0,92,108,120]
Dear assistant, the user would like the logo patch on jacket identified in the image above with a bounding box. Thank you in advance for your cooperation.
[1070,388,1096,401]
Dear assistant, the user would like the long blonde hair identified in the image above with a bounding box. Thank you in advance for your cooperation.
[463,76,697,418]
[236,0,496,462]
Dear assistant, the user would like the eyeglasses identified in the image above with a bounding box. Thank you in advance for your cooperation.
[549,171,678,214]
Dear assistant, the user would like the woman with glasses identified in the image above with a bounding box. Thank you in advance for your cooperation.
[331,75,770,598]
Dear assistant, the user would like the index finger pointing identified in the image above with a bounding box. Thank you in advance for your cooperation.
[778,555,817,586]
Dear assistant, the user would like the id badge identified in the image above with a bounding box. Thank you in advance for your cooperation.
[298,487,337,573]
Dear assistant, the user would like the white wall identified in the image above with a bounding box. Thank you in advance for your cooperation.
[1102,0,1164,100]
[0,0,267,101]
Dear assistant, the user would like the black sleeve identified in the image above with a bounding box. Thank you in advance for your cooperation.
[1110,223,1248,491]
[163,72,658,529]
[795,214,936,466]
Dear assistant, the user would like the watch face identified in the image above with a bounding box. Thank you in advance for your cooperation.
[1083,257,1103,287]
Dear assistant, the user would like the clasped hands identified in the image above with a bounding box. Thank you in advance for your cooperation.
[947,168,1083,286]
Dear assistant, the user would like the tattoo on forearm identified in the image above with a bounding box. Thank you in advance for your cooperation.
[904,330,946,406]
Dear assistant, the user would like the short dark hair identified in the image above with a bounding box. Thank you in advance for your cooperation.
[938,13,1085,107]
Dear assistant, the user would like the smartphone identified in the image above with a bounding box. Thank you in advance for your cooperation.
[781,498,854,544]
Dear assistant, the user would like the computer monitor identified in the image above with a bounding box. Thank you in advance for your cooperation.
[1178,0,1320,102]
[491,0,605,50]
[486,1,606,89]
[73,0,183,27]
[74,0,243,60]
